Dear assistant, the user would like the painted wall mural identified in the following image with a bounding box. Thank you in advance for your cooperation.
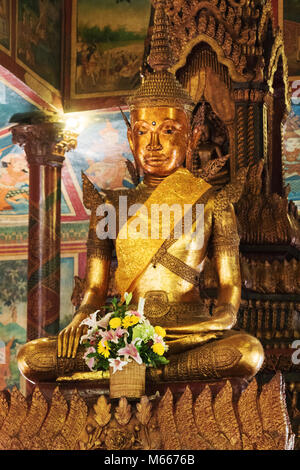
[281,0,300,79]
[283,103,300,210]
[0,256,76,391]
[0,258,27,391]
[72,0,151,97]
[0,0,10,52]
[0,141,29,216]
[68,109,135,192]
[17,0,62,90]
[0,79,38,129]
[0,136,86,221]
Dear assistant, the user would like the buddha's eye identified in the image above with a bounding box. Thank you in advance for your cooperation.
[137,130,146,135]
[164,128,175,135]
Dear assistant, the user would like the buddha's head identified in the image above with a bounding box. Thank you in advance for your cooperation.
[126,0,194,178]
[128,104,190,177]
[127,69,194,177]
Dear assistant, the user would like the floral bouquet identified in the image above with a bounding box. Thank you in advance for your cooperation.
[80,292,169,374]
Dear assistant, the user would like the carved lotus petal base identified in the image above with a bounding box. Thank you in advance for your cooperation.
[0,372,294,450]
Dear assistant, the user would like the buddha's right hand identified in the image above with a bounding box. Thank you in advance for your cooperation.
[58,311,88,359]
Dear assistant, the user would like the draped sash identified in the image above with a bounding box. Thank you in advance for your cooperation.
[115,168,211,297]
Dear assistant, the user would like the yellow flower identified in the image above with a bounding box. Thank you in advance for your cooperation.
[152,343,165,356]
[97,340,110,358]
[122,315,140,329]
[154,326,166,338]
[109,317,122,329]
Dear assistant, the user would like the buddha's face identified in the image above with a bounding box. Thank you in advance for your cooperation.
[128,107,190,177]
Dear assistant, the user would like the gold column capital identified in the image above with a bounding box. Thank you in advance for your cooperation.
[11,121,77,167]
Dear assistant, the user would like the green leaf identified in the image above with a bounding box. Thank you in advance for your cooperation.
[125,292,132,305]
[86,352,97,358]
[156,356,169,365]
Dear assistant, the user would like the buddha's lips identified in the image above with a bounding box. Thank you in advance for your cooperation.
[145,153,169,165]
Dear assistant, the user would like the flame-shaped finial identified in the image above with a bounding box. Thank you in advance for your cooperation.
[127,0,194,113]
[148,0,172,71]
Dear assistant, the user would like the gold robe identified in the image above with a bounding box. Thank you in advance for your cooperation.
[115,168,212,297]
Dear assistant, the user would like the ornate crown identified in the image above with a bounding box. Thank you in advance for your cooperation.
[127,0,194,113]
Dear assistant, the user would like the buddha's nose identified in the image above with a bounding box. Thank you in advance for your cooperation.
[146,132,163,151]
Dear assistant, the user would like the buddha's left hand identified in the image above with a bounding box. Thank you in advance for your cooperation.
[165,303,236,335]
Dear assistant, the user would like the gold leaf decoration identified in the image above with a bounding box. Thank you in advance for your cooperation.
[213,381,241,449]
[157,388,181,450]
[0,392,8,429]
[259,372,294,449]
[19,387,48,446]
[59,391,88,449]
[175,386,210,449]
[238,378,274,449]
[8,437,24,450]
[115,397,132,426]
[38,386,68,448]
[238,379,262,441]
[0,387,27,438]
[136,396,152,426]
[241,433,254,450]
[0,373,295,450]
[93,395,111,428]
[105,428,135,450]
[194,385,232,450]
[50,435,70,450]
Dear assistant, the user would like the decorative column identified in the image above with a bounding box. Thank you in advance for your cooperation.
[12,119,77,341]
[233,85,266,171]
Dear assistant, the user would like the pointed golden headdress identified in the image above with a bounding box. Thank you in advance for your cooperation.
[127,0,194,113]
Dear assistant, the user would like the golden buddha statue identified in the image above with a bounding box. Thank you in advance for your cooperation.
[17,1,264,385]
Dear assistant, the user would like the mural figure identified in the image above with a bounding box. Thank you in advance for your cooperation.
[75,0,150,94]
[17,0,61,89]
[0,152,29,212]
[0,0,9,50]
[283,109,300,209]
[283,0,300,77]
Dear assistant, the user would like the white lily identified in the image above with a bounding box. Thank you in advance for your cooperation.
[79,311,100,329]
[108,357,129,374]
[137,297,145,316]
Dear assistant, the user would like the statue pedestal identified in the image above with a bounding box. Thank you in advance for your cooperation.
[0,372,294,450]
